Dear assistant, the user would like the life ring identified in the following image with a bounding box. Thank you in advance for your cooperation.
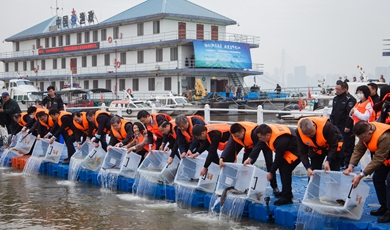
[116,61,121,68]
[108,36,113,43]
[126,88,132,95]
[299,99,308,109]
[126,109,132,115]
[33,68,37,73]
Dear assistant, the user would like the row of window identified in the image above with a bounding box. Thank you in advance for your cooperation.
[7,47,178,72]
[14,21,161,51]
[38,77,171,92]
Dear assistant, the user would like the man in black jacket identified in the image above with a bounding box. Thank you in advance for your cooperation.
[330,81,356,168]
[0,92,22,134]
[42,86,64,111]
[87,110,112,151]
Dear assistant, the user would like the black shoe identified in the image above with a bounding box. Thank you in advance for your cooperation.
[62,159,70,165]
[273,187,282,198]
[378,212,390,223]
[370,206,387,216]
[274,197,293,206]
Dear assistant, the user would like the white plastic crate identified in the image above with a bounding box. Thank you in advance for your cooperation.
[215,163,268,204]
[102,147,126,170]
[42,139,65,163]
[137,150,180,185]
[174,157,220,193]
[80,146,107,171]
[72,142,94,160]
[13,133,36,154]
[119,151,142,178]
[292,162,307,177]
[302,170,370,220]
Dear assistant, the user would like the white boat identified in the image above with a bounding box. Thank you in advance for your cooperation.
[0,78,43,111]
[109,99,155,117]
[154,92,203,116]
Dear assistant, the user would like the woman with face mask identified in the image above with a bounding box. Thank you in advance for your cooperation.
[350,85,375,124]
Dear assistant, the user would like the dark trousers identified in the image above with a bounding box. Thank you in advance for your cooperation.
[100,134,107,152]
[56,131,76,159]
[155,137,163,151]
[337,126,355,165]
[309,149,342,171]
[372,164,390,210]
[280,158,301,199]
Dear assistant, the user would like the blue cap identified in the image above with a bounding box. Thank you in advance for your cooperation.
[2,92,9,98]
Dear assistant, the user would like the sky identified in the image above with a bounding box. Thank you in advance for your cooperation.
[1,0,390,88]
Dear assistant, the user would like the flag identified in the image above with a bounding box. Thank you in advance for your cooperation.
[70,60,72,71]
[253,76,256,83]
[308,87,312,99]
[100,92,104,102]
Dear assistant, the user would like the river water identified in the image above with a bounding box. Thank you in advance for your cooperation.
[0,167,289,230]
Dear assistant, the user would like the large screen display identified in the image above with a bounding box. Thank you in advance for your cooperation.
[193,41,252,69]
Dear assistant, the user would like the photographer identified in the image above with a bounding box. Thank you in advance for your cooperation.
[374,86,390,124]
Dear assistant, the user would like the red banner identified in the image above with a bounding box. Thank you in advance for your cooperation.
[38,42,100,55]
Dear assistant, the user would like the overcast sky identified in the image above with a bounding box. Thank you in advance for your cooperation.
[1,0,390,80]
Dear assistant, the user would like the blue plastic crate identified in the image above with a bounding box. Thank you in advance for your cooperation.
[165,185,176,202]
[58,165,69,179]
[48,163,59,177]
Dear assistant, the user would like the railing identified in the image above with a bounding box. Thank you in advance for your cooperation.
[0,30,260,59]
[64,104,331,124]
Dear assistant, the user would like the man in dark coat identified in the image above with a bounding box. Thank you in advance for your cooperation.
[42,86,64,110]
[0,92,22,134]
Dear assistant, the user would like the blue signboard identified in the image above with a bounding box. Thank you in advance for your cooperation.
[193,41,252,69]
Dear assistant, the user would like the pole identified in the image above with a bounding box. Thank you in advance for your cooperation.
[257,105,263,124]
[204,104,210,124]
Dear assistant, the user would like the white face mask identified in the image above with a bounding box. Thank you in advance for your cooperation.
[356,93,364,100]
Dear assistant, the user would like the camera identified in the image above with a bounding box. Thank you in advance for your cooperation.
[379,100,390,123]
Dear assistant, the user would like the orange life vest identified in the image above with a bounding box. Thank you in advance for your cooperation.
[205,123,230,150]
[40,115,54,130]
[57,111,73,135]
[297,117,342,154]
[73,112,90,135]
[111,120,132,142]
[94,110,111,134]
[180,115,206,143]
[167,120,178,139]
[267,124,298,164]
[18,112,28,127]
[231,122,258,149]
[134,131,154,152]
[34,108,49,120]
[147,113,171,138]
[352,97,375,123]
[363,122,390,152]
[376,92,390,122]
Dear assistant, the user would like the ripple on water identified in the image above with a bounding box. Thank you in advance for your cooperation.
[56,180,76,186]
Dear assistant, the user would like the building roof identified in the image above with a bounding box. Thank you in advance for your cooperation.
[6,16,57,41]
[100,0,236,26]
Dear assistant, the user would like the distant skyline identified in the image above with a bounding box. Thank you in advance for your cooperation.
[0,0,389,88]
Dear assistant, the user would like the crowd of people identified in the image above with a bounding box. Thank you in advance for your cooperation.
[1,81,390,222]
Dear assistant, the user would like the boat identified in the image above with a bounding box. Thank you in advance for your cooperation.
[58,88,115,110]
[109,99,155,117]
[154,92,203,116]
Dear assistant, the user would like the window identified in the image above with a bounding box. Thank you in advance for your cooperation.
[92,55,97,67]
[106,79,111,91]
[66,34,70,45]
[52,37,56,47]
[164,77,171,91]
[40,82,45,91]
[41,60,46,70]
[170,47,178,61]
[120,52,126,65]
[101,29,107,41]
[133,79,139,91]
[148,78,155,91]
[58,35,63,46]
[137,23,144,36]
[45,37,50,48]
[93,80,98,88]
[53,59,57,69]
[153,21,160,34]
[156,49,163,62]
[93,30,98,42]
[77,33,82,44]
[60,81,64,90]
[61,58,66,69]
[85,31,90,43]
[119,79,126,91]
[137,51,144,64]
[5,63,8,72]
[104,54,110,66]
[51,81,56,90]
[84,80,89,89]
[15,62,18,72]
[30,61,35,70]
[113,27,119,39]
[82,56,87,67]
[36,39,41,49]
[16,42,20,51]
[23,61,27,71]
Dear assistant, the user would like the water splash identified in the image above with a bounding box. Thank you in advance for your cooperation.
[98,168,120,191]
[0,148,19,166]
[296,204,341,230]
[175,184,196,209]
[22,156,43,176]
[208,193,246,223]
[68,158,83,182]
[133,173,166,198]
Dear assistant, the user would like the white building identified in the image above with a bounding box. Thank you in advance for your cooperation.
[0,0,262,99]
